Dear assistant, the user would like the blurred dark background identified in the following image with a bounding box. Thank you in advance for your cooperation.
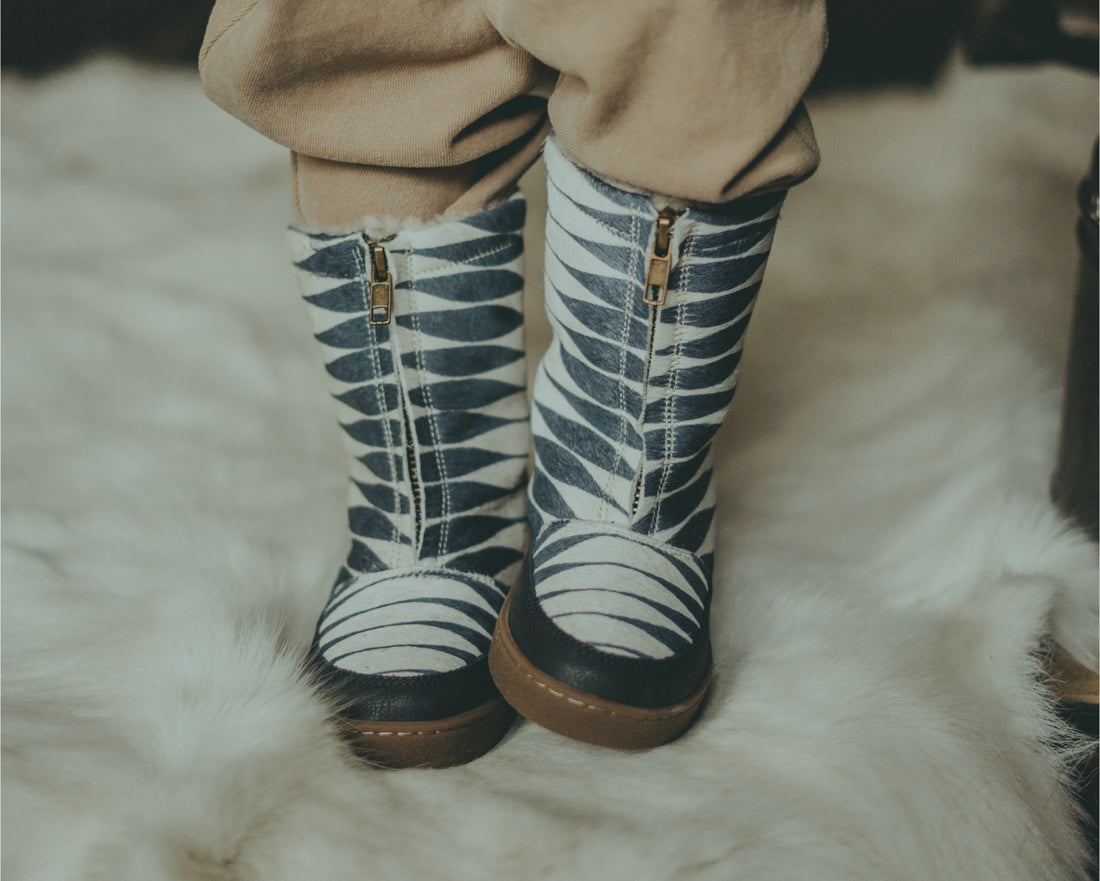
[1,0,1096,85]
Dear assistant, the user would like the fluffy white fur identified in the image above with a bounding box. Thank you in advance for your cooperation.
[3,57,1097,881]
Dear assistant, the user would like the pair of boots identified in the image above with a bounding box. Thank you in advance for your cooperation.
[290,137,784,767]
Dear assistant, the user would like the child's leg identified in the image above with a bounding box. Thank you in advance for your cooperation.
[491,136,787,748]
[482,0,826,204]
[288,197,532,768]
[201,0,550,768]
[199,0,551,225]
[478,1,827,748]
[199,0,826,760]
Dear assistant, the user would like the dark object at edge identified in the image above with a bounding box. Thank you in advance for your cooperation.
[1051,143,1099,542]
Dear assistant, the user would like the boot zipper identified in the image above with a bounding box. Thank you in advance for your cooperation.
[643,208,680,306]
[364,237,422,548]
[633,208,682,517]
[367,241,393,325]
[399,392,424,550]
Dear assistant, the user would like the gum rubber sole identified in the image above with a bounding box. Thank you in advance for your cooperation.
[345,696,515,768]
[488,591,711,750]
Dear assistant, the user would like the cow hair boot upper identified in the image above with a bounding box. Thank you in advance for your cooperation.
[489,137,784,749]
[289,193,529,767]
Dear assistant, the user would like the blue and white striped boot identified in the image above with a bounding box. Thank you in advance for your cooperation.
[490,139,784,749]
[289,194,529,767]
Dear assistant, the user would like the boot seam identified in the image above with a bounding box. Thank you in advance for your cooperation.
[401,247,442,559]
[461,239,514,266]
[605,212,642,520]
[351,241,404,565]
[198,0,259,70]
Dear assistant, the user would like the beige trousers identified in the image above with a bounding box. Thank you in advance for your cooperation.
[199,0,827,226]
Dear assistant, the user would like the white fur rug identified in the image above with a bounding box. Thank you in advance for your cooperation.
[3,57,1097,881]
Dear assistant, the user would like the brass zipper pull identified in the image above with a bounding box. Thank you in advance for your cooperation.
[367,242,393,325]
[643,208,681,306]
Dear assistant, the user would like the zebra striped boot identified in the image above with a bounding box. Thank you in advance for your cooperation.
[489,138,784,749]
[289,194,529,767]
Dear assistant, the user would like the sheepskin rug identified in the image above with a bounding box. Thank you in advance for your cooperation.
[3,56,1097,881]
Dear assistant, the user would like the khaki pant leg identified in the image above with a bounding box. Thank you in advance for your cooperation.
[483,0,827,204]
[199,0,550,224]
[199,0,826,223]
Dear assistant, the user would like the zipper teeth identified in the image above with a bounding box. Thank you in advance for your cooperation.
[399,392,423,549]
[630,305,661,518]
[366,236,423,548]
[631,208,681,518]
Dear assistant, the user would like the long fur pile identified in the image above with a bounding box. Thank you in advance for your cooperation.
[3,58,1096,880]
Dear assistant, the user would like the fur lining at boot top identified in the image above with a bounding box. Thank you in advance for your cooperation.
[3,57,1097,881]
[292,210,477,241]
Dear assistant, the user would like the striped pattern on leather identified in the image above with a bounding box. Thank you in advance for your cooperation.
[532,521,709,658]
[288,194,529,676]
[315,570,506,674]
[528,137,782,659]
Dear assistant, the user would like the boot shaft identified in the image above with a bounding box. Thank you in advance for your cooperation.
[288,194,530,587]
[531,137,784,563]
